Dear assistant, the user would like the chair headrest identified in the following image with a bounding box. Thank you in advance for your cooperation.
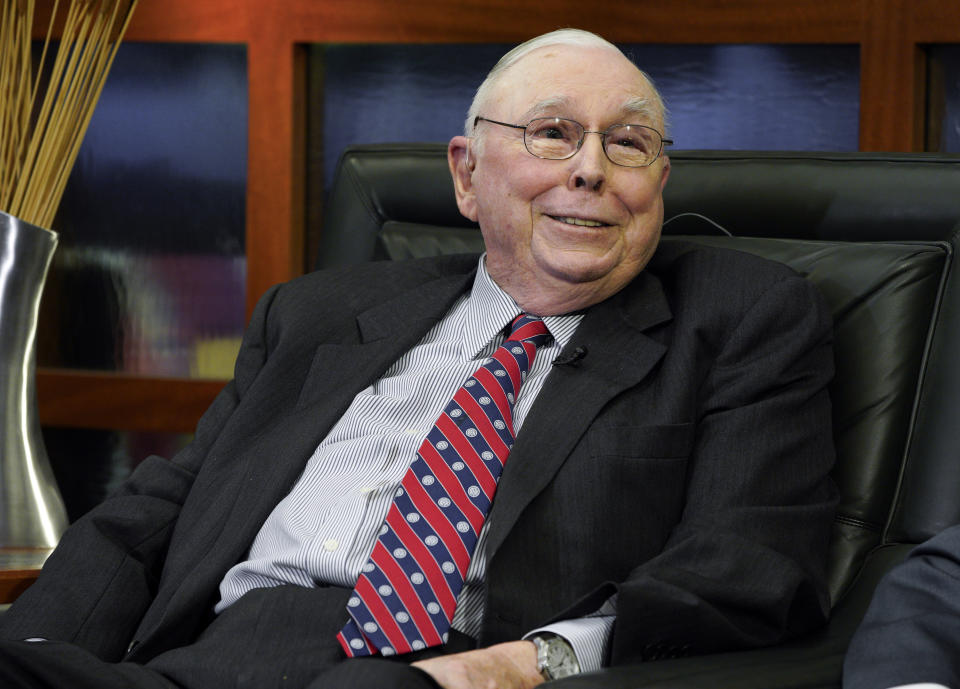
[319,145,960,269]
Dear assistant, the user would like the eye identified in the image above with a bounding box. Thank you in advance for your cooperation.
[606,127,655,154]
[527,118,578,142]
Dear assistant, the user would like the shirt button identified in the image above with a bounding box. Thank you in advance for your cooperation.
[323,539,339,552]
[405,428,419,436]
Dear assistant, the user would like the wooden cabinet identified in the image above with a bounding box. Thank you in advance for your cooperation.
[34,0,960,435]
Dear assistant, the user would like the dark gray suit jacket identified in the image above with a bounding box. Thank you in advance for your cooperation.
[1,241,837,667]
[844,523,960,689]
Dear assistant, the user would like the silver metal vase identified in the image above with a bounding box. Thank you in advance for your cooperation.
[0,209,68,548]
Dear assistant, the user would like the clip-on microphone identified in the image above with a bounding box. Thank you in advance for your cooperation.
[552,346,588,367]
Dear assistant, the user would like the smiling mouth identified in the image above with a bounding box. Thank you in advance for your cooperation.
[549,215,609,228]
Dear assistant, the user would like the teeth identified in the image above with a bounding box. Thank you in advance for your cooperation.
[553,216,605,227]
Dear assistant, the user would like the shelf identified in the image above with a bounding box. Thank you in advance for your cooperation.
[37,370,225,433]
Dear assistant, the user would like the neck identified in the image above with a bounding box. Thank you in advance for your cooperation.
[494,275,616,316]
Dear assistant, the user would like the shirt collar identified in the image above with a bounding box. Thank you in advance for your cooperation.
[461,255,584,359]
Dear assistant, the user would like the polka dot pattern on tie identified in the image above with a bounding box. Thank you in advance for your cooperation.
[337,314,550,658]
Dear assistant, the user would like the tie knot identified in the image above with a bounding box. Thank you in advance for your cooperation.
[507,313,550,347]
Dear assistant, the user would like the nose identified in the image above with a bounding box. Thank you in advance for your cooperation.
[568,131,607,193]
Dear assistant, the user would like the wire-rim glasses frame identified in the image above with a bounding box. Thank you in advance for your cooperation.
[473,116,673,168]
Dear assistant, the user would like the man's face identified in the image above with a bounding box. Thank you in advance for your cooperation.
[449,45,670,315]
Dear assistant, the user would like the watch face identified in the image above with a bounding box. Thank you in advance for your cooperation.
[543,637,579,678]
[548,643,567,666]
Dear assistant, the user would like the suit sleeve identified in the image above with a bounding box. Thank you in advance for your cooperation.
[0,284,282,661]
[844,524,960,689]
[610,274,838,663]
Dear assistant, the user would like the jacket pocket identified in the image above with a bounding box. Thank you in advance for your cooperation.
[587,422,694,459]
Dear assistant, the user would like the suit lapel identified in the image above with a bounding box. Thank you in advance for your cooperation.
[234,268,476,533]
[295,270,476,412]
[223,269,476,552]
[137,268,476,653]
[485,271,673,558]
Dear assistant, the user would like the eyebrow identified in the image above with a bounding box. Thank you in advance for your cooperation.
[519,97,571,122]
[518,95,658,125]
[621,97,657,123]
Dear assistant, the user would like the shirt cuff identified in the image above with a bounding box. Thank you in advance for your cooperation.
[523,615,615,673]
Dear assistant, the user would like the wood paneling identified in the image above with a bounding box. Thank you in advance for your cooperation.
[281,0,861,44]
[123,0,250,42]
[245,32,303,316]
[0,569,39,604]
[28,0,960,433]
[911,0,960,42]
[37,370,224,433]
[0,548,49,604]
[860,0,924,151]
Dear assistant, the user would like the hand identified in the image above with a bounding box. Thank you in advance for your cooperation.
[411,640,544,689]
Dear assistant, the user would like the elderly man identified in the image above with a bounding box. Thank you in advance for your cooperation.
[0,29,836,689]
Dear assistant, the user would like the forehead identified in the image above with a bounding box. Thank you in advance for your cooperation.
[490,45,659,126]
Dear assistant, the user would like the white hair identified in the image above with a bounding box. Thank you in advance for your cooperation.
[464,28,668,140]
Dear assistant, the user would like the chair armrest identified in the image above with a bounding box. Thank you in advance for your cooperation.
[550,543,911,689]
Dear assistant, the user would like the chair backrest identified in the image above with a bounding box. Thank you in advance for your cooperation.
[319,144,960,605]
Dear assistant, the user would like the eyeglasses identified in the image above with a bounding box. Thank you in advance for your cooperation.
[474,116,672,168]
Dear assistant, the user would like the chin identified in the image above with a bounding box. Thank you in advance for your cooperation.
[540,254,621,285]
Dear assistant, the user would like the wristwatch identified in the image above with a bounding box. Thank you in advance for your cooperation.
[531,633,581,680]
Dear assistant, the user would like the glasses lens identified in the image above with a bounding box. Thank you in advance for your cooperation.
[604,125,662,167]
[524,118,583,159]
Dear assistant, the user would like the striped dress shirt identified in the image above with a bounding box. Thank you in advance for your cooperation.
[217,256,612,670]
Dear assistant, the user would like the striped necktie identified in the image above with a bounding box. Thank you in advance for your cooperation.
[338,313,550,657]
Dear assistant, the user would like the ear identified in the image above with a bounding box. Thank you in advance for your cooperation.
[658,155,671,192]
[448,135,478,222]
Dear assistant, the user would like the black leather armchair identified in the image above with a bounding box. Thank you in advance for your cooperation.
[319,145,960,687]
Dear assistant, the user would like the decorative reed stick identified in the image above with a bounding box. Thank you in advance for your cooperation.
[0,0,138,229]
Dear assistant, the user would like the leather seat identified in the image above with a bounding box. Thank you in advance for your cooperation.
[319,145,960,688]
